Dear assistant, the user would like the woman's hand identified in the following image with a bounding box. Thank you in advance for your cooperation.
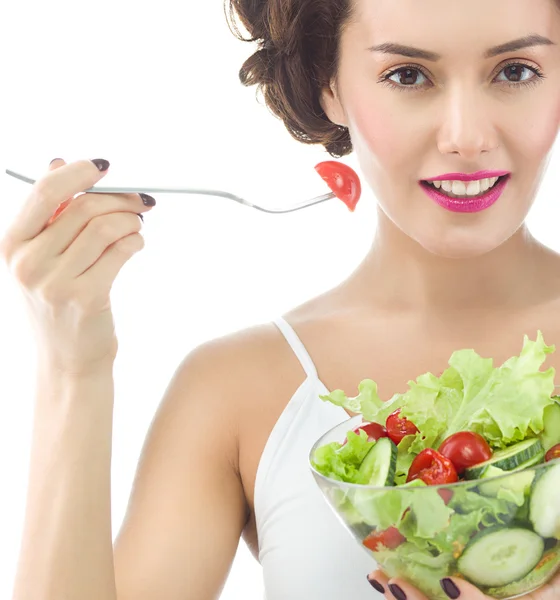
[0,158,156,376]
[367,568,560,599]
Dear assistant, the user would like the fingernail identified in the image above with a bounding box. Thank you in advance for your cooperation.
[137,213,144,222]
[139,193,156,207]
[366,575,384,593]
[388,583,407,600]
[440,578,461,599]
[91,158,110,172]
[50,158,63,165]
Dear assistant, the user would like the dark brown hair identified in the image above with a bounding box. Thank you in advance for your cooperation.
[224,0,356,158]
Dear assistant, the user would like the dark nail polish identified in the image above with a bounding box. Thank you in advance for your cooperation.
[440,578,461,599]
[366,576,385,593]
[91,158,110,172]
[137,213,144,222]
[139,193,156,207]
[50,158,63,165]
[388,583,407,600]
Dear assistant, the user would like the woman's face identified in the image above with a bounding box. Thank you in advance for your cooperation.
[321,0,560,259]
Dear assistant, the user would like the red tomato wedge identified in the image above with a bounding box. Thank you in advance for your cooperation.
[407,448,459,485]
[314,161,361,211]
[342,421,388,446]
[437,489,454,505]
[545,443,560,462]
[358,422,388,441]
[363,527,406,552]
[438,431,493,475]
[386,409,419,445]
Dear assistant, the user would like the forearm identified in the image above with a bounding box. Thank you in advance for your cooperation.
[11,363,118,600]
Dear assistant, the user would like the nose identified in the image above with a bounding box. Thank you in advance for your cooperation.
[436,88,499,160]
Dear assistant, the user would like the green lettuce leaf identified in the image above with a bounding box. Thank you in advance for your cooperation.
[310,428,375,483]
[372,542,453,599]
[395,435,416,485]
[320,332,556,454]
[448,487,518,526]
[439,331,556,448]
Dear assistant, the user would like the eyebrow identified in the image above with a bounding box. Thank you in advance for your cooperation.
[368,34,555,62]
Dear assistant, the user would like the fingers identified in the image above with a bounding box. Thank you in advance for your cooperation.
[2,158,155,298]
[58,211,143,278]
[35,189,152,259]
[48,157,66,171]
[384,577,430,600]
[5,158,111,247]
[367,569,487,600]
[526,571,560,600]
[367,569,390,595]
[76,228,145,301]
[438,576,492,599]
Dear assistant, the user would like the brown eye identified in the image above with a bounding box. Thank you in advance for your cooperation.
[503,65,525,82]
[495,63,540,85]
[387,67,428,87]
[398,68,420,85]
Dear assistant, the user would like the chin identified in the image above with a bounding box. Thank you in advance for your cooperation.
[413,225,519,260]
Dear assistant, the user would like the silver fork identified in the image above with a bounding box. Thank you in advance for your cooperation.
[4,169,336,214]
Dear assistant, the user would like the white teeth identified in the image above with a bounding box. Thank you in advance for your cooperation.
[466,180,481,195]
[442,181,453,193]
[452,181,467,196]
[427,176,503,198]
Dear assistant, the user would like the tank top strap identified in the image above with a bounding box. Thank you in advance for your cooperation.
[273,317,318,380]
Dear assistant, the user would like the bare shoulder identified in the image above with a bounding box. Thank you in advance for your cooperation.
[183,320,299,392]
[170,318,320,431]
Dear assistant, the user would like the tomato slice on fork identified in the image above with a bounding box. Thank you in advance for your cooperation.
[314,161,361,211]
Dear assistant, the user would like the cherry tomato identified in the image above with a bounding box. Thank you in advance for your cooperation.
[341,422,388,446]
[407,448,459,485]
[386,409,419,445]
[363,527,406,552]
[545,443,560,462]
[438,431,493,475]
[314,161,361,212]
[437,489,454,505]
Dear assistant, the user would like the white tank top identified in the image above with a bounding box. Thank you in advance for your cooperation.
[253,317,382,599]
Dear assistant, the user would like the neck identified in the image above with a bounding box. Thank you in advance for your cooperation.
[354,209,552,313]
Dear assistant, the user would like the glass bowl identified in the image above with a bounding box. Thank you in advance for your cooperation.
[309,417,560,600]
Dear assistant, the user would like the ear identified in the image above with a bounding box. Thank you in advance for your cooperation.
[320,79,348,128]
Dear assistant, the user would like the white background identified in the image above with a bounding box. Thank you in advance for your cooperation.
[1,1,559,599]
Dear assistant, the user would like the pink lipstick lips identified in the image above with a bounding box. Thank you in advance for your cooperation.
[419,171,511,214]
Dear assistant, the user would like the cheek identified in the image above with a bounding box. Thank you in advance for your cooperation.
[506,98,560,160]
[350,100,420,172]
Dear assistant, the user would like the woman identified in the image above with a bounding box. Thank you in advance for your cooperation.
[3,0,560,599]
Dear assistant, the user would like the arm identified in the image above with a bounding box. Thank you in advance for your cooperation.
[11,342,249,600]
[113,341,249,600]
[11,364,118,600]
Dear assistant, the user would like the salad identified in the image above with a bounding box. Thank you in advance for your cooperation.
[310,332,560,599]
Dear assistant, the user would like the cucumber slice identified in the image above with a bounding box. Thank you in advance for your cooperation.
[465,439,544,480]
[358,437,397,486]
[530,462,560,539]
[457,526,544,588]
[541,401,560,452]
[485,543,560,598]
[479,464,536,500]
[399,478,427,488]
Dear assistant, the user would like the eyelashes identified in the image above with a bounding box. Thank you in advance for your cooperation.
[379,61,546,94]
